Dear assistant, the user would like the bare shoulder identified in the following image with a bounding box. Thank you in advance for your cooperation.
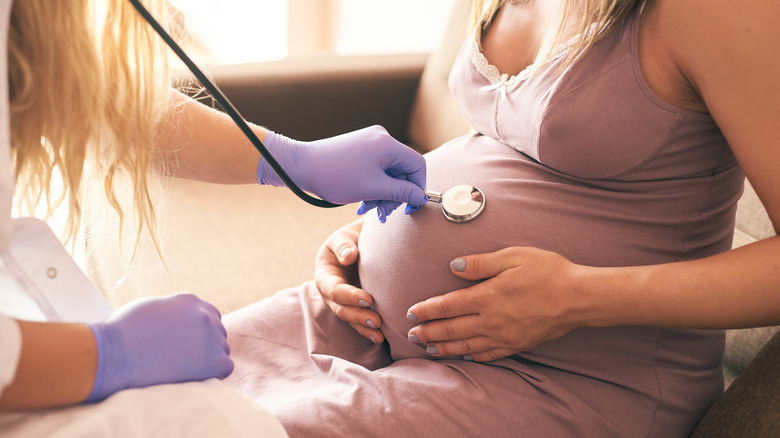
[650,0,780,96]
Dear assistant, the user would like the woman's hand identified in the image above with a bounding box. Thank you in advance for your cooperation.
[406,247,590,362]
[314,218,384,344]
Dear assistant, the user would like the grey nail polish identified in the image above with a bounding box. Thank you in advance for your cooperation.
[408,333,421,343]
[450,258,466,272]
[366,319,377,329]
[406,312,419,322]
[358,300,370,308]
[370,334,377,344]
[463,355,473,361]
[426,345,439,355]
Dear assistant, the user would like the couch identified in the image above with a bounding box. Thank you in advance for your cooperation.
[85,1,779,435]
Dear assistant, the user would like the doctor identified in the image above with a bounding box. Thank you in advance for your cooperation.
[0,0,426,410]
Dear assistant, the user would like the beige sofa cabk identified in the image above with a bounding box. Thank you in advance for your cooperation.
[86,2,780,436]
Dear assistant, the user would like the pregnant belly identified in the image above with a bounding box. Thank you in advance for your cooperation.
[357,134,725,360]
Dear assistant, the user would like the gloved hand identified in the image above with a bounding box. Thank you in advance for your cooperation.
[86,293,233,402]
[256,126,427,220]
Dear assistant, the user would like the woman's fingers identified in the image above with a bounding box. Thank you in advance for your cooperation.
[406,287,481,323]
[312,218,380,342]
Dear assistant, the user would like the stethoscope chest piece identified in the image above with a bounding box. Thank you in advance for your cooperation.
[425,185,486,223]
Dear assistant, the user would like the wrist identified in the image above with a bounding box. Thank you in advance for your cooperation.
[256,131,311,189]
[570,264,629,330]
[86,322,128,402]
[572,263,665,329]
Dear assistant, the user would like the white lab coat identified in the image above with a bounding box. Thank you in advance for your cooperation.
[0,1,286,435]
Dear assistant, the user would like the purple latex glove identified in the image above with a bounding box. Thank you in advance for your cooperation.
[86,293,233,402]
[256,126,427,219]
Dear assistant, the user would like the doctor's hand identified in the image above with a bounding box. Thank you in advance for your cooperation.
[86,293,233,402]
[406,247,588,362]
[257,125,427,220]
[314,218,384,344]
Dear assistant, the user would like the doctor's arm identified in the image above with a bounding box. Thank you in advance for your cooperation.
[154,91,427,213]
[0,321,96,409]
[405,0,780,362]
[0,294,232,410]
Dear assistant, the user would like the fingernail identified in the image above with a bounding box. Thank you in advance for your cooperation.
[370,334,377,344]
[339,247,353,260]
[450,258,466,272]
[463,355,473,361]
[408,333,421,343]
[426,345,439,355]
[356,202,368,215]
[406,312,418,322]
[404,204,420,215]
[377,207,387,223]
[358,299,370,308]
[366,319,377,329]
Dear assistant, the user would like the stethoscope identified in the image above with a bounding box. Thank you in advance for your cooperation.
[128,0,486,223]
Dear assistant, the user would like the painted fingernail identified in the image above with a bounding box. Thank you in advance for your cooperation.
[358,299,370,308]
[377,208,387,223]
[426,345,439,355]
[408,333,421,343]
[356,203,368,215]
[366,319,377,329]
[339,247,353,260]
[463,355,473,361]
[370,334,377,344]
[406,312,419,322]
[450,258,466,272]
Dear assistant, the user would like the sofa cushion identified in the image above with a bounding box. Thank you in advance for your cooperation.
[692,329,780,437]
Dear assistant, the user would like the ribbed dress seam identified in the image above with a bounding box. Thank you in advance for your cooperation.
[644,327,665,438]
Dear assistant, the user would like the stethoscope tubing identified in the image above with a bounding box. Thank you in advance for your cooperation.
[128,0,342,209]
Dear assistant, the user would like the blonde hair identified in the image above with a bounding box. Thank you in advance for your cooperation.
[8,0,172,256]
[472,0,641,71]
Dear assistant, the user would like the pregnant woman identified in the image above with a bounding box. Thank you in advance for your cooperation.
[224,0,780,436]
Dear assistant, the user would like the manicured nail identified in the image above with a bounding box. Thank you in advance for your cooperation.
[426,345,439,355]
[377,207,387,223]
[356,202,368,215]
[370,334,377,344]
[408,333,421,343]
[406,312,418,322]
[366,319,377,329]
[450,258,466,272]
[358,299,370,308]
[463,355,473,361]
[339,247,353,260]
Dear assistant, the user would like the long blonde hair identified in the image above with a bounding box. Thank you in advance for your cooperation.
[472,0,641,70]
[8,0,172,254]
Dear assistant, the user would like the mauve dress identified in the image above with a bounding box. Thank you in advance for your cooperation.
[224,7,744,437]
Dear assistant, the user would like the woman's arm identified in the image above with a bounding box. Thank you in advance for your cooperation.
[407,0,780,361]
[583,0,780,328]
